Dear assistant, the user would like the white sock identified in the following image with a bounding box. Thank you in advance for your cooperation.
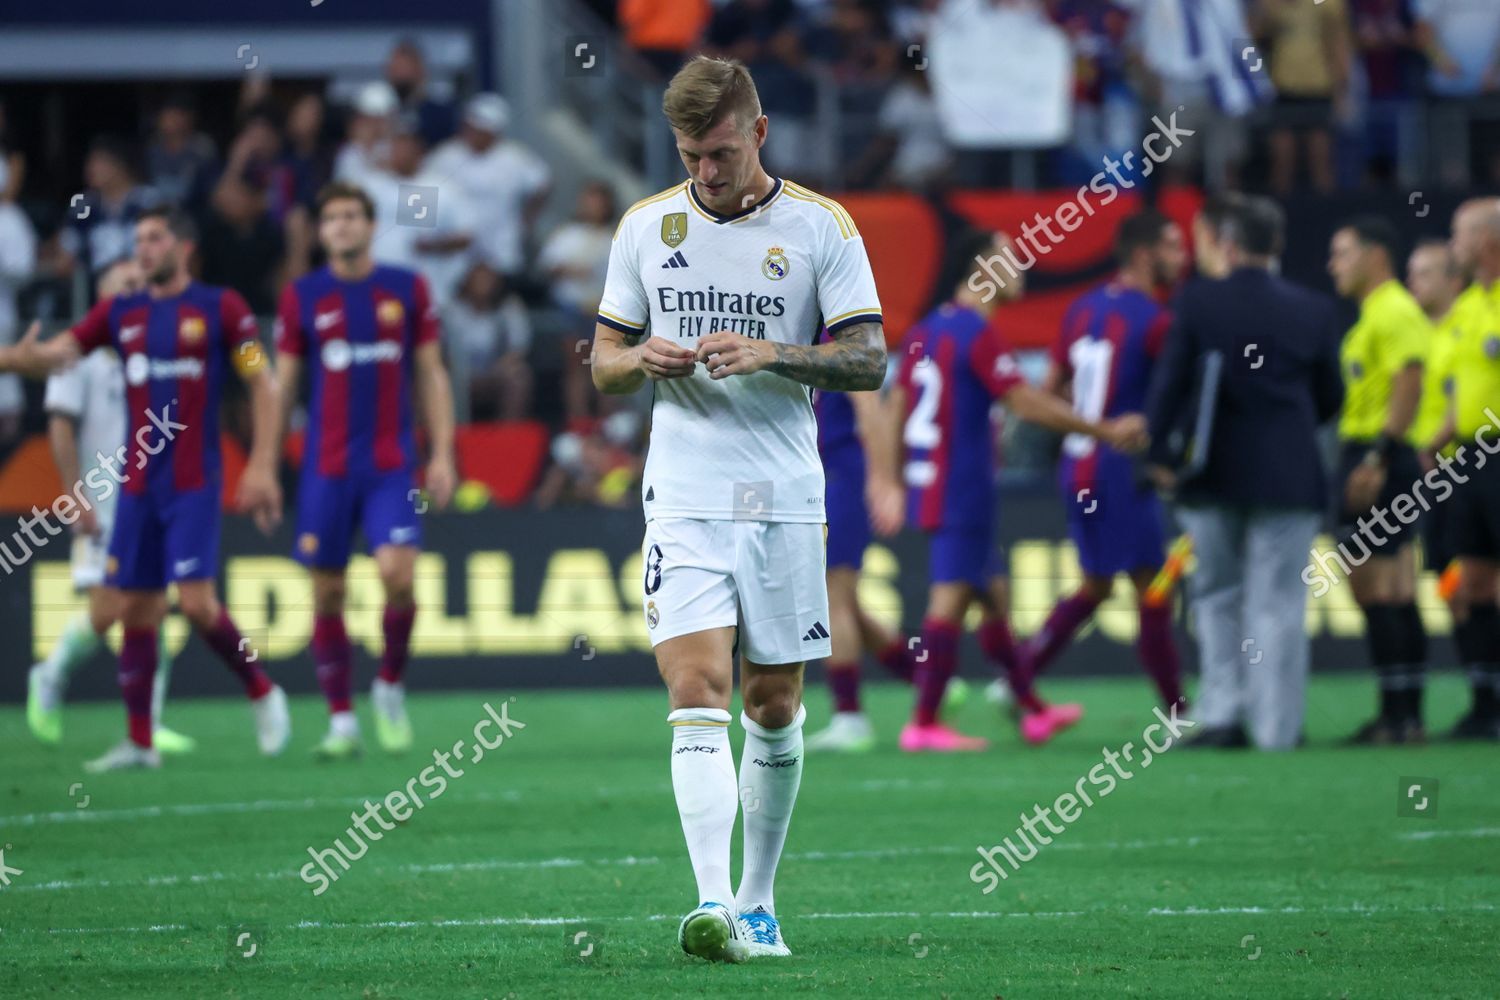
[331,711,360,739]
[668,707,737,907]
[151,624,172,727]
[40,612,101,683]
[735,704,806,916]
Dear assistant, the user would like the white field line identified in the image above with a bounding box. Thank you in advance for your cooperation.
[9,826,1485,896]
[9,902,1496,938]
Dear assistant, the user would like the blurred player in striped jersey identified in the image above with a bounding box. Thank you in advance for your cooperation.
[1021,211,1188,712]
[0,206,290,771]
[275,182,457,759]
[891,230,1149,751]
[804,381,966,752]
[26,259,193,753]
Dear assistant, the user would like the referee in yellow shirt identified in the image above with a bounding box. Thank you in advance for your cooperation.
[1328,217,1428,744]
[1441,198,1500,741]
[1405,239,1466,624]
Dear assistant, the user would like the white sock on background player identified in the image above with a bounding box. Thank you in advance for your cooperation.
[668,707,737,906]
[735,704,805,915]
[37,612,100,683]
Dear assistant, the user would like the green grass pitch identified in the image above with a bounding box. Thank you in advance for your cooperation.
[1,673,1496,998]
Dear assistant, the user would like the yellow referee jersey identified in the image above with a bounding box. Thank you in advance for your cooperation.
[1409,304,1460,449]
[1448,280,1500,440]
[1339,279,1430,440]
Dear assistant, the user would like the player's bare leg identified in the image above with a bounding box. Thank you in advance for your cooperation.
[1347,549,1425,743]
[371,543,419,753]
[176,579,289,756]
[977,577,1083,746]
[1128,566,1185,713]
[1450,557,1499,740]
[85,589,168,772]
[902,583,988,752]
[311,568,361,759]
[658,627,748,963]
[735,656,804,956]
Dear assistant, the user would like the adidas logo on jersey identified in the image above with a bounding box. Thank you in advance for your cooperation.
[661,251,689,269]
[802,621,830,642]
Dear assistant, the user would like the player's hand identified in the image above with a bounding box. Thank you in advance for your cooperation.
[0,320,41,373]
[697,331,773,380]
[425,456,457,512]
[867,476,905,537]
[1103,413,1150,453]
[75,504,100,538]
[635,337,697,380]
[237,463,283,536]
[1344,462,1385,514]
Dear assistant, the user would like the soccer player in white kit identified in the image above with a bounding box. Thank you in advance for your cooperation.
[592,56,886,962]
[26,260,190,756]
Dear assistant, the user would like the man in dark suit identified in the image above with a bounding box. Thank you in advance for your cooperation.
[1146,195,1345,749]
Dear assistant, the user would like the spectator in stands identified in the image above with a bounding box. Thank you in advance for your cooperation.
[1145,196,1345,750]
[334,81,399,189]
[538,180,616,422]
[427,93,551,286]
[1051,0,1140,180]
[620,0,713,79]
[145,93,217,211]
[1415,0,1500,186]
[61,137,159,281]
[446,261,534,422]
[198,173,285,316]
[0,155,35,445]
[705,0,824,181]
[385,38,457,148]
[534,410,645,510]
[850,44,953,189]
[1257,0,1353,195]
[364,115,474,309]
[1124,0,1271,190]
[1352,0,1420,185]
[274,93,335,281]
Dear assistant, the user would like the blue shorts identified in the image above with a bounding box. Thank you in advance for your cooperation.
[107,485,221,591]
[294,469,423,569]
[823,448,869,570]
[1061,464,1166,577]
[928,522,1006,589]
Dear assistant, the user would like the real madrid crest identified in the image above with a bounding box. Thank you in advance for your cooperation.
[661,213,687,248]
[762,246,789,281]
[646,600,660,630]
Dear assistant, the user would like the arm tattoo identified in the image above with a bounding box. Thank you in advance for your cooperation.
[768,321,886,391]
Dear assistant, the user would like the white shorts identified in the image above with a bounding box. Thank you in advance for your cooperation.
[641,517,831,665]
[70,503,115,590]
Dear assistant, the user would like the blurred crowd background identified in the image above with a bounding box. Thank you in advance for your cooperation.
[0,0,1497,507]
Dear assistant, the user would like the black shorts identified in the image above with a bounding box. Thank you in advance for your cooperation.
[1449,450,1500,559]
[1421,495,1456,573]
[1334,440,1423,551]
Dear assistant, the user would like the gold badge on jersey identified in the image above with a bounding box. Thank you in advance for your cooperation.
[179,316,206,343]
[378,299,406,326]
[298,532,320,556]
[661,213,687,248]
[762,246,789,281]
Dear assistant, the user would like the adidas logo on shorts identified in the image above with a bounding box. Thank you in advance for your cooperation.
[801,621,830,642]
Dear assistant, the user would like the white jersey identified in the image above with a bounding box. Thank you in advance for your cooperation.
[598,178,881,523]
[44,349,126,519]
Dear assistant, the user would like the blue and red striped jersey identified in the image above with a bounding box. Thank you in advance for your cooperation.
[1051,281,1168,493]
[70,282,259,496]
[897,302,1024,531]
[276,265,439,478]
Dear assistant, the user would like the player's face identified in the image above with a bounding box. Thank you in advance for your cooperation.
[99,259,146,300]
[134,218,182,285]
[1190,215,1226,277]
[674,114,767,214]
[1151,223,1188,288]
[1327,229,1366,298]
[1450,204,1487,275]
[319,198,374,258]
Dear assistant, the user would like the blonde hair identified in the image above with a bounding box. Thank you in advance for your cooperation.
[662,55,762,139]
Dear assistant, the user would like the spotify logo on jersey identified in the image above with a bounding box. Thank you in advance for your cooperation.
[321,339,353,372]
